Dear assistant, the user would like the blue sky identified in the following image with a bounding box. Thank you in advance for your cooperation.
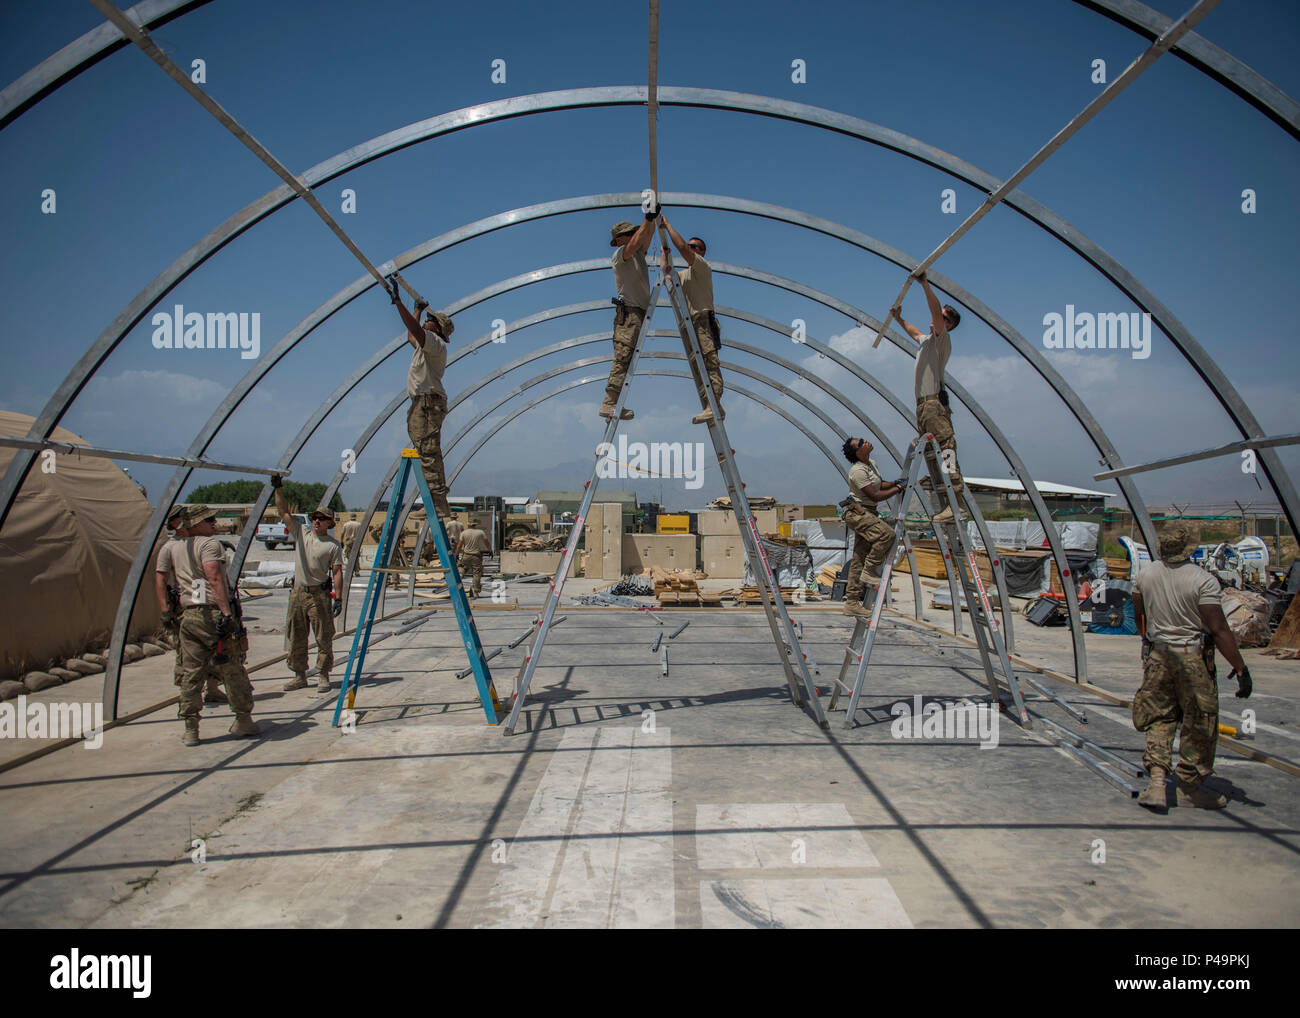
[1,0,1297,515]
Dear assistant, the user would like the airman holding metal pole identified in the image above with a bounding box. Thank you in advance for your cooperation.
[391,278,454,518]
[660,216,725,424]
[272,475,343,693]
[602,205,660,421]
[893,273,963,524]
[456,522,490,599]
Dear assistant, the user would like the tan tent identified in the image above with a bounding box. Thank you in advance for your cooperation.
[0,411,162,680]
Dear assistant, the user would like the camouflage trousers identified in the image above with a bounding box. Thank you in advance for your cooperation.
[286,587,335,676]
[407,392,451,516]
[916,395,963,509]
[843,502,895,603]
[460,552,483,597]
[688,309,725,406]
[166,623,223,694]
[1132,643,1219,785]
[604,304,646,403]
[178,605,255,720]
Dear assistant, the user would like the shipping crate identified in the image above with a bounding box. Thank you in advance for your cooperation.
[701,535,747,578]
[623,534,696,572]
[500,550,576,578]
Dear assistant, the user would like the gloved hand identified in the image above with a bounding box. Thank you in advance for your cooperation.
[271,473,282,489]
[160,609,178,630]
[644,201,660,221]
[215,613,235,639]
[386,274,400,303]
[891,477,906,491]
[1230,666,1252,699]
[414,297,429,314]
[332,596,343,618]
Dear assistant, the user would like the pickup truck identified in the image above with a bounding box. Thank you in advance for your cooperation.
[256,513,308,550]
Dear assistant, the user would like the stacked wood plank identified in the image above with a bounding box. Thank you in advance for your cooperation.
[734,585,816,605]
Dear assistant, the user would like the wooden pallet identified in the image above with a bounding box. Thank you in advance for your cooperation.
[657,587,726,608]
[733,585,812,605]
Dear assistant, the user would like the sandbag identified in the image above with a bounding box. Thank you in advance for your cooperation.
[1222,588,1271,648]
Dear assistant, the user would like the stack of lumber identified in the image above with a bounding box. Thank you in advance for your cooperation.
[707,495,777,510]
[732,585,817,605]
[651,568,723,607]
[509,535,548,551]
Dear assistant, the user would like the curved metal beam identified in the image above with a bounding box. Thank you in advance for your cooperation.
[0,0,213,129]
[1071,0,1299,140]
[9,88,1291,541]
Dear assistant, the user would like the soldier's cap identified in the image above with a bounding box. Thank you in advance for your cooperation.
[1158,519,1196,563]
[187,504,218,526]
[610,220,637,246]
[309,507,336,525]
[166,504,188,527]
[425,310,454,338]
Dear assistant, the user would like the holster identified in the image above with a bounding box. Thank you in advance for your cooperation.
[708,310,722,348]
[1201,632,1217,680]
[938,388,950,408]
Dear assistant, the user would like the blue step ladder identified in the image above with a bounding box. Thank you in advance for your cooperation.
[332,448,503,727]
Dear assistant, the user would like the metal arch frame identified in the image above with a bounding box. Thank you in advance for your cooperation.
[330,341,926,623]
[92,223,1089,715]
[5,89,1292,540]
[1072,0,1299,140]
[0,0,214,129]
[8,7,1294,139]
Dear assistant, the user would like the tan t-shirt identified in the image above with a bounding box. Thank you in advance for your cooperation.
[848,459,883,509]
[680,255,714,314]
[289,519,343,588]
[155,537,182,583]
[445,519,465,545]
[407,330,448,399]
[460,527,490,555]
[1135,560,1222,647]
[914,326,951,400]
[165,535,227,608]
[611,248,650,310]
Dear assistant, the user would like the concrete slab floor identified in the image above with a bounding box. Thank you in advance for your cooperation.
[1,575,1297,928]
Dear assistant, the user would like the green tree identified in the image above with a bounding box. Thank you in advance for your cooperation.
[185,478,343,513]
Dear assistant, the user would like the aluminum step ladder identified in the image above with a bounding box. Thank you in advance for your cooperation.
[659,268,827,727]
[502,282,665,734]
[830,435,1030,729]
[333,448,504,727]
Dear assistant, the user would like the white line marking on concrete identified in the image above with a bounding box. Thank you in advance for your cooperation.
[695,803,879,869]
[700,878,912,929]
[483,726,674,928]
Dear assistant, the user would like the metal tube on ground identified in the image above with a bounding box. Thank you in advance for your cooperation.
[1044,729,1143,797]
[1037,716,1145,777]
[1023,674,1087,725]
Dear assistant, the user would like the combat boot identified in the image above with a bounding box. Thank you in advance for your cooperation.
[316,673,331,692]
[1176,778,1227,809]
[841,599,863,617]
[1137,765,1169,812]
[229,714,261,738]
[691,407,725,425]
[931,506,956,525]
[598,400,634,421]
[181,718,200,747]
[283,673,308,691]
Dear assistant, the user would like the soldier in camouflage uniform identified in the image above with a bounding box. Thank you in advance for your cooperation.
[172,505,260,746]
[893,273,964,524]
[840,438,904,618]
[155,505,227,704]
[456,523,490,598]
[659,217,725,424]
[391,278,454,518]
[601,206,660,421]
[1131,519,1252,811]
[272,477,343,693]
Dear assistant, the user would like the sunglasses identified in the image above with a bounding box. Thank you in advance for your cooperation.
[688,242,705,252]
